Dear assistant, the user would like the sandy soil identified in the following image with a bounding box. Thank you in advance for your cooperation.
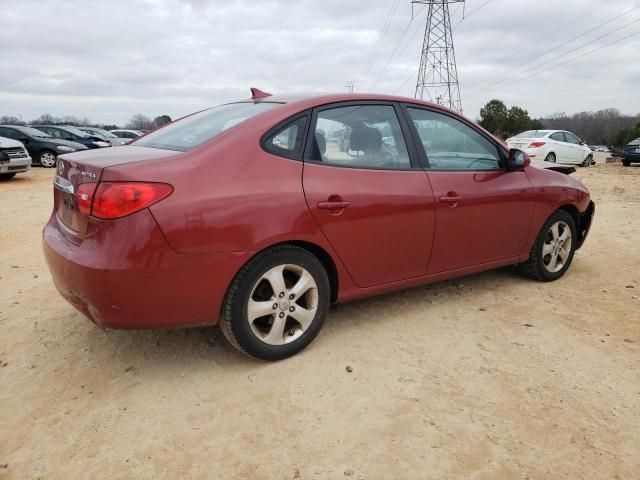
[1,160,639,479]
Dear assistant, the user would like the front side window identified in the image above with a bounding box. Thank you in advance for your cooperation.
[564,132,581,144]
[134,102,282,151]
[308,104,411,170]
[407,108,502,170]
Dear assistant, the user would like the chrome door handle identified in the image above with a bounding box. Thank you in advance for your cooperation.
[317,201,350,210]
[439,196,462,203]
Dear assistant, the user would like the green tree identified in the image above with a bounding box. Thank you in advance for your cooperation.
[478,99,508,136]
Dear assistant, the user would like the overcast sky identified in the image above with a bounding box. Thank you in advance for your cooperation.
[1,0,639,125]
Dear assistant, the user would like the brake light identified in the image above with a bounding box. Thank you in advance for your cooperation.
[529,141,546,148]
[76,183,97,215]
[90,182,173,219]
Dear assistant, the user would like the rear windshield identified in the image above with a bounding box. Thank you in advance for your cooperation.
[134,102,282,151]
[514,130,547,138]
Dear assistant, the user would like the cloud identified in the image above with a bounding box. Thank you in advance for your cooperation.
[1,0,639,125]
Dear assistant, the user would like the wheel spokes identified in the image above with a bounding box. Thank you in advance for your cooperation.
[247,299,275,321]
[288,270,314,300]
[263,314,287,345]
[547,252,559,271]
[263,265,286,297]
[542,242,554,256]
[289,306,315,330]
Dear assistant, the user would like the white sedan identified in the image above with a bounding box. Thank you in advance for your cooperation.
[506,130,593,166]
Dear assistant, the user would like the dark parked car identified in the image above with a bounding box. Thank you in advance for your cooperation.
[0,125,88,167]
[43,91,594,360]
[78,127,128,146]
[32,125,111,150]
[622,138,640,166]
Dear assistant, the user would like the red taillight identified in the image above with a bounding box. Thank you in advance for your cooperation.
[529,141,546,148]
[89,182,173,219]
[76,183,97,215]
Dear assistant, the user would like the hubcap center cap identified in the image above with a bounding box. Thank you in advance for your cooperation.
[279,299,290,311]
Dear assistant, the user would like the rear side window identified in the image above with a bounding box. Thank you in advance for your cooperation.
[134,102,282,152]
[263,116,307,159]
[550,132,565,142]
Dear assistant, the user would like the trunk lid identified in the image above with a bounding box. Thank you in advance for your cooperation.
[53,146,179,240]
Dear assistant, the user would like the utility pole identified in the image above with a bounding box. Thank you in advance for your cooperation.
[413,0,464,113]
[345,80,355,93]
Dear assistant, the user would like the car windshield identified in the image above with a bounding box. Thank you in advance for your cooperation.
[133,102,282,151]
[629,138,640,145]
[514,131,547,138]
[18,126,51,138]
[63,126,91,137]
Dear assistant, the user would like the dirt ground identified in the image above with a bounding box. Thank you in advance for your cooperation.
[1,157,639,479]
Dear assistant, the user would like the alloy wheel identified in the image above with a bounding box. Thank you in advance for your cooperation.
[545,153,556,163]
[542,220,572,273]
[40,152,57,168]
[247,264,319,345]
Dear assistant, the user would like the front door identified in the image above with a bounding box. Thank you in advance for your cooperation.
[403,105,534,274]
[302,103,436,288]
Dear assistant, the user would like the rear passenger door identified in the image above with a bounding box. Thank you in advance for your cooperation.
[302,102,436,288]
[402,105,534,274]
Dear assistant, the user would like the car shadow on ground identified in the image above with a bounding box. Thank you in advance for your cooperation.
[79,266,527,373]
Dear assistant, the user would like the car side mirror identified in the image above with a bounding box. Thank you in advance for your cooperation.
[507,148,528,171]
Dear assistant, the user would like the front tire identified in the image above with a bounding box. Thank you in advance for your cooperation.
[581,155,592,167]
[519,210,577,282]
[220,245,330,360]
[545,152,556,163]
[39,150,57,168]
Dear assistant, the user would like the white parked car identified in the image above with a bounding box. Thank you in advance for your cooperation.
[109,129,144,140]
[506,130,593,167]
[0,135,31,180]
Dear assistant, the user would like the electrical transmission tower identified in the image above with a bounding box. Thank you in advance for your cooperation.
[413,0,464,112]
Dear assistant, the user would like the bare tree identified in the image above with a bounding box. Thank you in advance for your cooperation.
[126,114,154,130]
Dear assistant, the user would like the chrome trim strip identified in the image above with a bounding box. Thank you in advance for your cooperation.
[53,175,74,194]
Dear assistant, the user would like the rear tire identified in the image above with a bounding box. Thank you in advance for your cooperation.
[545,152,556,163]
[220,245,330,361]
[39,150,57,168]
[0,173,16,180]
[519,210,577,282]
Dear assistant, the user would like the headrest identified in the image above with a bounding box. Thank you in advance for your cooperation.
[350,126,381,152]
[315,131,326,156]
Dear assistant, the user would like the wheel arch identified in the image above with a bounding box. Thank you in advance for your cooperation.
[226,240,340,305]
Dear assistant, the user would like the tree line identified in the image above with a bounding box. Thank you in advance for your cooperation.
[478,99,640,147]
[0,113,172,131]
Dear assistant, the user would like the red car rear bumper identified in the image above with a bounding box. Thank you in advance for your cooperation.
[42,210,251,329]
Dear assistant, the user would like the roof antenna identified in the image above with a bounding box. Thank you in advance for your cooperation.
[250,87,272,100]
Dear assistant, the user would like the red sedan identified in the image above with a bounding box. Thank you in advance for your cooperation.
[43,90,594,360]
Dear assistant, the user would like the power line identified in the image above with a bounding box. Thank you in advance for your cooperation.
[359,0,402,88]
[466,29,640,99]
[466,15,640,97]
[463,2,611,84]
[469,4,640,93]
[452,0,491,30]
[370,4,427,90]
